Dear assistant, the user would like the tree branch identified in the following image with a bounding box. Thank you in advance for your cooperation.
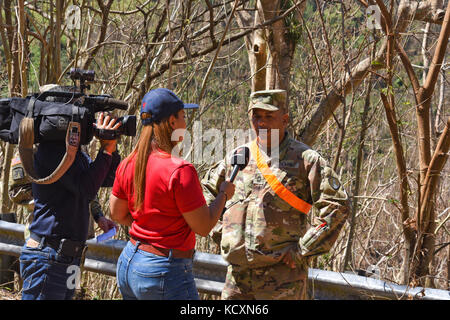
[81,0,114,69]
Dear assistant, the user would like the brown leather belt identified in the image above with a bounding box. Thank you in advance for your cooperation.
[130,237,194,259]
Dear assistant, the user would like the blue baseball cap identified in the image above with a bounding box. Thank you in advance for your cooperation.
[140,88,199,125]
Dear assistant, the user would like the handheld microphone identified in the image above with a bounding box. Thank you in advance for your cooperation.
[221,147,250,214]
[228,146,250,182]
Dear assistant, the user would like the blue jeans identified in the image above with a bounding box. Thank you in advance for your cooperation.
[116,240,199,300]
[19,242,82,300]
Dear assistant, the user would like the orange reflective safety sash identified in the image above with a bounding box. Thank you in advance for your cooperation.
[250,140,311,215]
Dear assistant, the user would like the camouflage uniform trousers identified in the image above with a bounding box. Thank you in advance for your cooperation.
[222,262,308,300]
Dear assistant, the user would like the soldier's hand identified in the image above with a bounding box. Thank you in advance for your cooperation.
[219,181,235,201]
[282,249,297,269]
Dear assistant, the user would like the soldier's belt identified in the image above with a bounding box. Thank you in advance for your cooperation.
[250,140,311,215]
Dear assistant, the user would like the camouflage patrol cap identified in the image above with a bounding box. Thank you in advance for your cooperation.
[248,89,287,113]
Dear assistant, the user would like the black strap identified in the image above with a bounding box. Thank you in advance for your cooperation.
[30,232,85,257]
[30,232,62,250]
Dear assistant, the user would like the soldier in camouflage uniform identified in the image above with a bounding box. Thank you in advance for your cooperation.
[202,89,350,300]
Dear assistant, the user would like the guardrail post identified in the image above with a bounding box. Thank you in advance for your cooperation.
[0,213,18,290]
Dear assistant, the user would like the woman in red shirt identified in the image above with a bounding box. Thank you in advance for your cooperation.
[110,88,234,300]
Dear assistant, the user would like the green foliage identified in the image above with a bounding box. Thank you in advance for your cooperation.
[317,253,332,270]
[282,0,303,43]
[393,77,404,88]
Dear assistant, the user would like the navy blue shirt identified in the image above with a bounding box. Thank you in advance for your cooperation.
[29,141,120,242]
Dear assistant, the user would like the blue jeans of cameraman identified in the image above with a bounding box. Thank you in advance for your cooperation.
[19,240,82,300]
[116,240,199,300]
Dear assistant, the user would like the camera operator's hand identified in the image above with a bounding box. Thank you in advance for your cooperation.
[95,112,121,154]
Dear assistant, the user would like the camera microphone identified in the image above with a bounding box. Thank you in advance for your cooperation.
[229,146,250,182]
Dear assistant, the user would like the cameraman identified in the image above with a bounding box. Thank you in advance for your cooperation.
[9,152,115,241]
[19,109,121,300]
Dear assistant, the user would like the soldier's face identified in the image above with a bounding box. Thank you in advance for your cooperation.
[250,108,289,148]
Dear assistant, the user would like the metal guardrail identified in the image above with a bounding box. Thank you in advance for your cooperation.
[0,219,449,300]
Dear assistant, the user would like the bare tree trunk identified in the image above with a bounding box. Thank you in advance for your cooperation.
[415,0,449,195]
[4,0,21,96]
[372,0,419,284]
[257,0,296,91]
[0,0,12,93]
[165,0,174,91]
[236,1,302,94]
[0,0,28,214]
[17,0,28,95]
[396,0,445,32]
[413,118,450,284]
[236,9,267,92]
[360,0,449,286]
[52,0,64,83]
[412,0,450,285]
[81,0,114,69]
[1,144,14,214]
[47,0,54,83]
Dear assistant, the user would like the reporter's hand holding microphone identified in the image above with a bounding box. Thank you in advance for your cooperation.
[218,146,250,212]
[217,180,236,205]
[182,146,250,237]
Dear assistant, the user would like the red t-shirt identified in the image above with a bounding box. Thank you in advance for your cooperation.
[112,150,206,251]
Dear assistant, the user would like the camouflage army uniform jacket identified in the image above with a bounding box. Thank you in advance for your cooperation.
[202,134,350,269]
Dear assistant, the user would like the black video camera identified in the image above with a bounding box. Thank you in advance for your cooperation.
[0,68,136,145]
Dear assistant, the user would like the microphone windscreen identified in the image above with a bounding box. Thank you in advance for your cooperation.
[230,146,250,171]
